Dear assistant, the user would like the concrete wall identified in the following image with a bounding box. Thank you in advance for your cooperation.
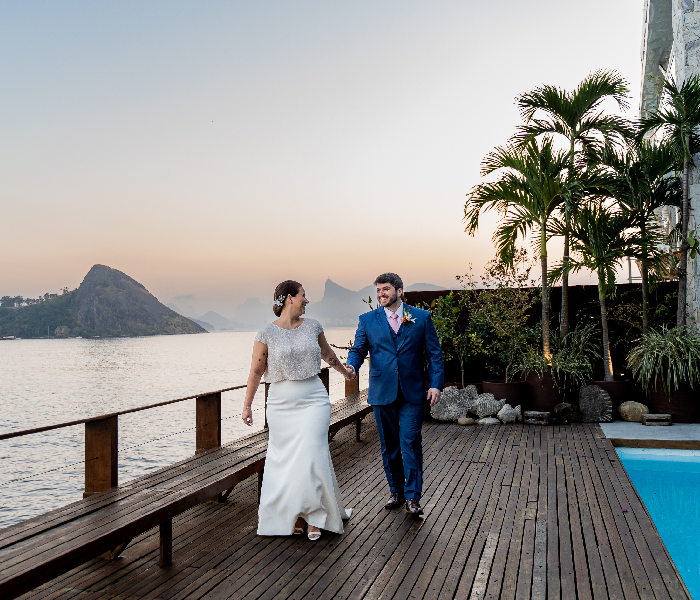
[641,0,700,325]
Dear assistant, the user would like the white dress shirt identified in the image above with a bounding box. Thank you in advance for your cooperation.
[384,302,404,329]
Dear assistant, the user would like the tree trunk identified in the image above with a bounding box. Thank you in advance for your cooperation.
[459,356,465,389]
[541,226,550,360]
[677,155,690,327]
[598,276,614,381]
[561,222,570,341]
[641,260,650,336]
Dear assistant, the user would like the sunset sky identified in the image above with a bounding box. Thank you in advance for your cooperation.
[1,0,644,317]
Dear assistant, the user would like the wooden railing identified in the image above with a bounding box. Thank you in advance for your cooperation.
[0,367,361,497]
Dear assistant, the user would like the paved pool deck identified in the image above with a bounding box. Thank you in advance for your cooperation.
[600,420,700,449]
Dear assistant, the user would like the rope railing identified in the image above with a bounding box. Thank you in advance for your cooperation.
[0,366,352,498]
[0,384,248,441]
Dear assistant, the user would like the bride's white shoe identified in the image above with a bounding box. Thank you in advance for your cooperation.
[307,528,321,541]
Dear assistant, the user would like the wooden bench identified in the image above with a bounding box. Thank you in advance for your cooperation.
[0,382,370,600]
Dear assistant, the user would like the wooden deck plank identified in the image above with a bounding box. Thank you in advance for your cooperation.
[12,419,691,600]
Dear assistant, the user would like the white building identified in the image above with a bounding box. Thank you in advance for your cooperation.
[640,0,700,323]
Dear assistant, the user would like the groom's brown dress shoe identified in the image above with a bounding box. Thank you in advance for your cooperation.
[385,492,404,509]
[405,499,424,516]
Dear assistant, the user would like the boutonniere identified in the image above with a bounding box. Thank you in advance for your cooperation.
[401,309,416,325]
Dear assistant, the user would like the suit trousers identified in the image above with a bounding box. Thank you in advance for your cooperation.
[372,385,424,499]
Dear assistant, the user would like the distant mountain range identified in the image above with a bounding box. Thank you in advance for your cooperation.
[0,265,207,338]
[165,305,245,332]
[179,279,451,330]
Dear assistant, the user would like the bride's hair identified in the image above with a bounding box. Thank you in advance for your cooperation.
[272,280,302,317]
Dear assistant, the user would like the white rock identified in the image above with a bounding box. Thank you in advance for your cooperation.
[471,394,506,418]
[476,417,501,425]
[430,386,473,421]
[497,404,519,424]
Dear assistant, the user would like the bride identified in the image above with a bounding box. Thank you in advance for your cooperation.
[242,280,355,541]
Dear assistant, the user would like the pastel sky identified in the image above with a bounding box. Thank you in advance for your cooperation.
[1,0,644,317]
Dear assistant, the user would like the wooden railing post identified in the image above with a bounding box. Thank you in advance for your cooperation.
[320,367,330,394]
[196,392,221,454]
[345,376,360,397]
[84,416,118,498]
[197,392,222,503]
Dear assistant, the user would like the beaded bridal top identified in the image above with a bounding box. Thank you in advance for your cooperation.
[254,318,324,383]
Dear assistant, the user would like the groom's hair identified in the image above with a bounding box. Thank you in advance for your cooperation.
[373,273,403,291]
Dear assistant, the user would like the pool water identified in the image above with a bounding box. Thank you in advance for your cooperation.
[617,448,700,598]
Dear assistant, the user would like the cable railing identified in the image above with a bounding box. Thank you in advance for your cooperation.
[0,367,359,498]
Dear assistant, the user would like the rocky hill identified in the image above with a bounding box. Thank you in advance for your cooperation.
[0,265,207,338]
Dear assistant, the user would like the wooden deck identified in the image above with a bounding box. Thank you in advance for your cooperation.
[19,417,691,600]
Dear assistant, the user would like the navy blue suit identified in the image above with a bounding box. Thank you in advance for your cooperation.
[347,304,444,499]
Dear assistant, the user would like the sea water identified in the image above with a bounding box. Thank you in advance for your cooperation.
[617,448,700,598]
[0,329,366,528]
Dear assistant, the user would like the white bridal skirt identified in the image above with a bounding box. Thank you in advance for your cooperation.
[257,375,352,536]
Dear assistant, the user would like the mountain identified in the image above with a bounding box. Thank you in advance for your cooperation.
[404,282,451,292]
[198,311,244,331]
[0,265,207,338]
[305,280,370,326]
[304,279,451,327]
[232,297,272,329]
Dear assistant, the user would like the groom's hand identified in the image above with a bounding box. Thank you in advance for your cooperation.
[427,388,441,407]
[344,364,357,380]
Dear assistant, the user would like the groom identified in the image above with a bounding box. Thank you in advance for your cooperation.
[346,273,443,516]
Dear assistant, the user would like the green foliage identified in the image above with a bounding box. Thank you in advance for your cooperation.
[516,69,632,159]
[517,323,601,389]
[0,291,87,338]
[628,326,700,393]
[423,291,486,388]
[458,250,539,382]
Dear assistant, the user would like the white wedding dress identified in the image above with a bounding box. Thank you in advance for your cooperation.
[254,318,352,536]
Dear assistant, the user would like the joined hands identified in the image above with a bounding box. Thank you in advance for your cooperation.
[343,364,357,381]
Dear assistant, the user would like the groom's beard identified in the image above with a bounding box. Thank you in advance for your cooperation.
[381,291,400,310]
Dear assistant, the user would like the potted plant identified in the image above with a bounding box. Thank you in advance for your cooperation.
[551,198,663,407]
[458,250,538,405]
[519,323,600,411]
[628,325,700,422]
[426,291,486,389]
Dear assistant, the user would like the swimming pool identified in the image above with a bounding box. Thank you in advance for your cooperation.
[617,448,700,598]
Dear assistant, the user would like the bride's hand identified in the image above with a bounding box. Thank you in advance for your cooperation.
[343,365,356,381]
[242,407,253,426]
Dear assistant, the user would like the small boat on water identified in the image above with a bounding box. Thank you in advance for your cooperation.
[1,336,16,340]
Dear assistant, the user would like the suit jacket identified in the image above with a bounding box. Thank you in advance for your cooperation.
[347,304,444,405]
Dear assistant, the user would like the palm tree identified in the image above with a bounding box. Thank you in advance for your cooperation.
[464,136,573,358]
[515,70,632,340]
[637,75,700,327]
[602,141,681,334]
[552,201,650,381]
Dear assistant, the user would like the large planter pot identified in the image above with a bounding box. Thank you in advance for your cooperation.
[482,380,529,408]
[525,372,579,412]
[590,380,642,412]
[647,383,700,423]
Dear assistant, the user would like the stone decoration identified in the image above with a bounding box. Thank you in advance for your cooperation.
[463,384,479,402]
[553,403,582,423]
[430,386,474,421]
[471,394,506,418]
[579,385,613,423]
[618,401,650,423]
[457,417,474,426]
[523,411,550,425]
[476,417,500,425]
[497,404,522,424]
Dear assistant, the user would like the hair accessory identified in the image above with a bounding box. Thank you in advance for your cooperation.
[273,295,286,307]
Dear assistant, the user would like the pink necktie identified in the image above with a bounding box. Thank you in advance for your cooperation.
[390,312,399,333]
